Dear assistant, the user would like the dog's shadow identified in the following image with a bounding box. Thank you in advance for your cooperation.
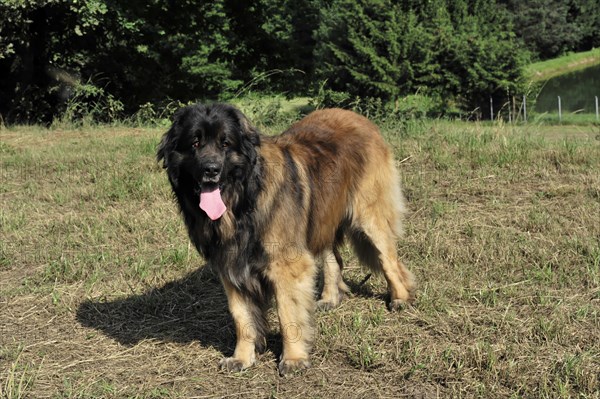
[76,266,236,354]
[76,265,379,356]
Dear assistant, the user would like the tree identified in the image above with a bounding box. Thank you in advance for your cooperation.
[313,0,528,116]
[501,0,600,59]
[0,0,111,123]
[420,1,528,116]
[314,0,412,100]
[0,0,581,123]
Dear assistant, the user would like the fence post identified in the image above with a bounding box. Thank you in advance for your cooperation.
[596,96,599,121]
[490,96,494,121]
[523,95,527,123]
[558,96,562,122]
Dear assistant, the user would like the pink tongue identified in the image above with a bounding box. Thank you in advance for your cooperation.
[199,187,227,220]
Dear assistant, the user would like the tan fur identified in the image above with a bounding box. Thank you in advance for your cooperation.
[219,278,259,370]
[318,249,349,310]
[266,251,316,368]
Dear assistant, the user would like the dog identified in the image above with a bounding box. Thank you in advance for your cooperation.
[157,103,415,375]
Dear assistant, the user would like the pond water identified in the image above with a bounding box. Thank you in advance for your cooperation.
[535,64,600,113]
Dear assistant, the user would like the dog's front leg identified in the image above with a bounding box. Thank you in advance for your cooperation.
[219,278,265,372]
[268,252,317,376]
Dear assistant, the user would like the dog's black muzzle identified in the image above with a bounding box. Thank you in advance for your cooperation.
[201,161,222,184]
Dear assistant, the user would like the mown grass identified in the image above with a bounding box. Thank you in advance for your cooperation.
[1,118,599,398]
[527,48,600,82]
[530,112,600,126]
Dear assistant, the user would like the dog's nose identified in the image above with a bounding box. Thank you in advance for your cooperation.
[203,162,221,177]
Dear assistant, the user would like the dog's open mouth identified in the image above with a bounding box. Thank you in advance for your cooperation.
[198,182,227,221]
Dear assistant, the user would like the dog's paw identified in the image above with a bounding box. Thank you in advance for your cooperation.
[388,299,413,312]
[317,291,344,311]
[278,358,311,376]
[317,299,338,311]
[218,357,249,373]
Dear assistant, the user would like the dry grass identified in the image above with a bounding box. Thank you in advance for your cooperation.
[1,120,599,398]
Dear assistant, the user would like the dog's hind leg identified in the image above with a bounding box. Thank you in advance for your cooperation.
[350,226,415,310]
[348,224,415,310]
[317,247,349,311]
[349,159,416,310]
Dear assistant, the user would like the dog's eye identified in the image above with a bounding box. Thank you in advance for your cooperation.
[192,141,201,149]
[222,140,230,148]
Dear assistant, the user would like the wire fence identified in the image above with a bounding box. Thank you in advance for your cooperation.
[489,95,600,122]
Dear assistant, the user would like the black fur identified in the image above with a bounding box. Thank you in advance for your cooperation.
[157,103,270,300]
[281,147,303,206]
[157,103,272,348]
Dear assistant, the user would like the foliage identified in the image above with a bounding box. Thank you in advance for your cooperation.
[52,80,124,128]
[396,94,444,119]
[0,0,111,124]
[308,82,355,110]
[0,0,595,124]
[501,0,600,60]
[314,0,528,117]
[313,0,410,101]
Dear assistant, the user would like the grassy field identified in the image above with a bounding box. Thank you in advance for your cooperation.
[1,118,599,398]
[530,113,600,126]
[526,48,600,82]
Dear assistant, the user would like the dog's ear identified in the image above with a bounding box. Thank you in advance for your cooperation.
[228,107,260,165]
[156,133,171,169]
[227,106,260,146]
[240,115,260,147]
[157,107,186,187]
[157,107,187,168]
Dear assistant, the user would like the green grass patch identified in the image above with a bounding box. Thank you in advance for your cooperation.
[530,112,600,126]
[527,48,600,82]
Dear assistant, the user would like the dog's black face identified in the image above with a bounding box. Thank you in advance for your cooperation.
[157,103,261,218]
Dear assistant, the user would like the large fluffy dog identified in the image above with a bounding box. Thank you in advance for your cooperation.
[157,103,415,375]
